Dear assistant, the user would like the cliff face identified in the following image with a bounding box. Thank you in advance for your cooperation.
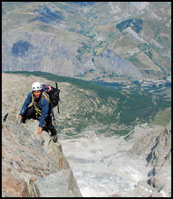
[2,72,171,197]
[128,122,171,197]
[2,73,82,197]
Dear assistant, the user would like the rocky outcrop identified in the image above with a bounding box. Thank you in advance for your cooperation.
[128,122,171,197]
[2,115,82,197]
[26,169,82,197]
[146,124,171,197]
[2,73,82,197]
[2,72,171,197]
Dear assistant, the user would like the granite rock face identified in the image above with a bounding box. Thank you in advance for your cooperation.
[28,169,82,197]
[2,72,171,197]
[2,73,82,197]
[128,122,171,197]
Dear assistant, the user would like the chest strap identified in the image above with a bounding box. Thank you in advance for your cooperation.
[32,94,42,116]
[42,92,50,104]
[32,93,50,116]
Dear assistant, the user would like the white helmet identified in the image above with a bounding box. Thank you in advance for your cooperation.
[32,82,42,91]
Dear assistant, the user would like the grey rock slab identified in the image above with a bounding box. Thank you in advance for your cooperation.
[32,169,82,197]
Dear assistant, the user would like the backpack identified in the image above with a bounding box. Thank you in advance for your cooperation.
[42,82,60,113]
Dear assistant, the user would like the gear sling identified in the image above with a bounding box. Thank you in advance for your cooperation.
[32,82,60,120]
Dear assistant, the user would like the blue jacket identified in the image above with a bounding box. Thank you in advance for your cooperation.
[19,92,50,128]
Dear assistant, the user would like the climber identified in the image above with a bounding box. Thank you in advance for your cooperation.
[18,82,58,143]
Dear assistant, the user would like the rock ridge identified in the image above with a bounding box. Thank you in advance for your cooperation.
[128,122,171,197]
[2,72,171,197]
[2,73,82,197]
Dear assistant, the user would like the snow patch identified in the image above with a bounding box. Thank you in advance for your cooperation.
[126,27,148,44]
[150,39,163,49]
[108,2,121,14]
[129,2,149,10]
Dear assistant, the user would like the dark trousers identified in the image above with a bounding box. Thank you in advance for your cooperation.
[22,106,57,136]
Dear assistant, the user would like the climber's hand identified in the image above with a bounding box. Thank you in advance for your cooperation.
[17,115,22,123]
[38,127,42,135]
[18,114,22,119]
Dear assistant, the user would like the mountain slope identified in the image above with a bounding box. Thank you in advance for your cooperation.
[2,74,82,197]
[2,71,171,197]
[3,71,171,138]
[2,72,171,197]
[128,122,171,196]
[2,2,171,82]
